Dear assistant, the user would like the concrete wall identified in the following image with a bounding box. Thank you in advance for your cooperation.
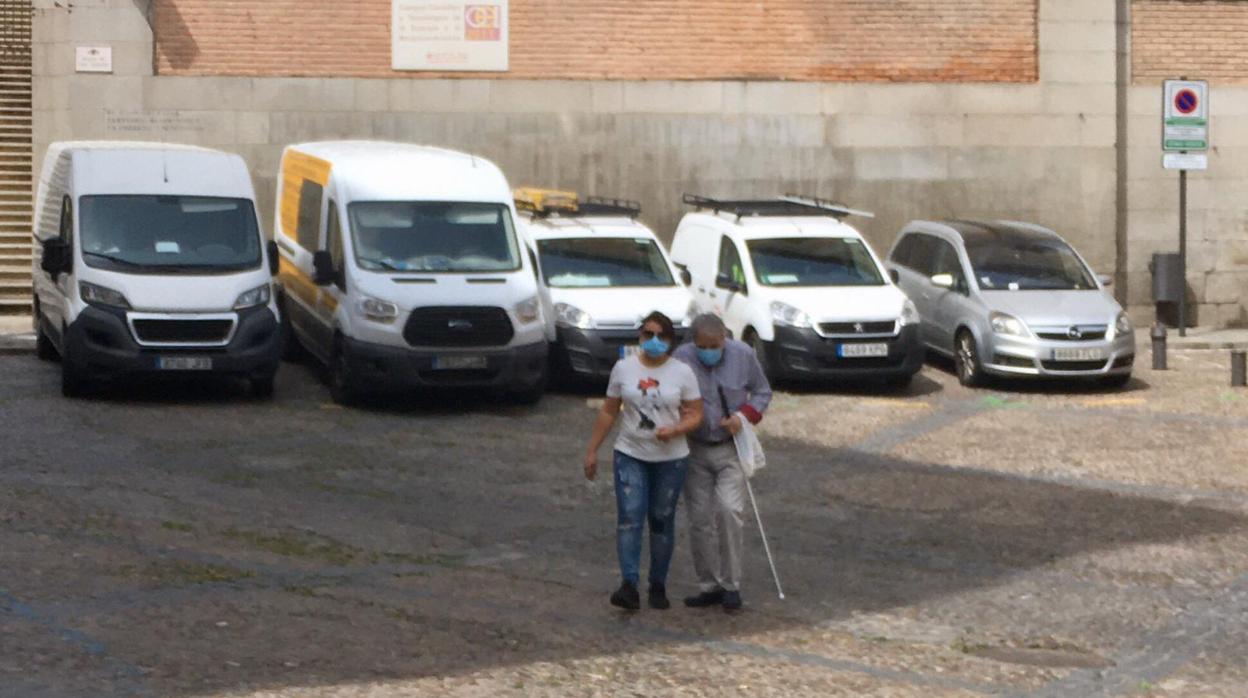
[38,0,1244,326]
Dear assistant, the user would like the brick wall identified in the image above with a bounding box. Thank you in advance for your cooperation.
[1133,0,1248,83]
[154,0,1037,82]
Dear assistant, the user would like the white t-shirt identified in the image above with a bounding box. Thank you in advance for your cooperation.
[607,354,701,462]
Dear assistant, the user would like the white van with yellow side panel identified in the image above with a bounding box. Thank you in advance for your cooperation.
[274,141,548,404]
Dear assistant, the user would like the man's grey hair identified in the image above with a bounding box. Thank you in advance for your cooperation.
[690,313,728,338]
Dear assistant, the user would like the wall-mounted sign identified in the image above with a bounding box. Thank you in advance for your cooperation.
[392,0,509,72]
[1162,79,1209,152]
[75,46,113,73]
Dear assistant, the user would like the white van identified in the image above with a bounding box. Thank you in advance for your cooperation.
[514,188,696,380]
[32,142,281,398]
[669,194,923,387]
[273,141,547,404]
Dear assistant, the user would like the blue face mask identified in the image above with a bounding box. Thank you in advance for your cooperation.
[640,336,670,358]
[697,347,724,367]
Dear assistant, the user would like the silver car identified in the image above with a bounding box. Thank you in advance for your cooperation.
[885,220,1135,388]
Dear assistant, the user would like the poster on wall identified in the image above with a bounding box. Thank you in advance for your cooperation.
[392,0,509,72]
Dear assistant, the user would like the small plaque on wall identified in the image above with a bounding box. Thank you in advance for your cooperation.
[75,46,113,73]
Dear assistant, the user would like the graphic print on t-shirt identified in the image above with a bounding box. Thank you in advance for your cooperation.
[636,378,660,431]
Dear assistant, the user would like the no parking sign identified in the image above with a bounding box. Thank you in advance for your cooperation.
[1163,79,1209,152]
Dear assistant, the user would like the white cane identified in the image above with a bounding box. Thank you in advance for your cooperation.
[738,447,785,600]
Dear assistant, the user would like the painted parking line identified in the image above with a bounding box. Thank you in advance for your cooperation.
[861,398,932,410]
[1080,397,1146,407]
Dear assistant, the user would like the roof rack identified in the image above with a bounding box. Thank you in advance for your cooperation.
[578,195,642,218]
[515,188,642,219]
[682,193,874,221]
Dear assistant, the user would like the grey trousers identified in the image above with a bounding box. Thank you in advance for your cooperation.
[685,441,746,592]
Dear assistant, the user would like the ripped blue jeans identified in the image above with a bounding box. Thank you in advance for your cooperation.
[613,450,689,587]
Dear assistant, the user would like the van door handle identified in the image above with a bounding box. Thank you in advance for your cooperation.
[708,291,718,299]
[697,287,706,293]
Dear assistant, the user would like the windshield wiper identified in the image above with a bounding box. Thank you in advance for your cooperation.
[366,259,406,271]
[83,251,147,268]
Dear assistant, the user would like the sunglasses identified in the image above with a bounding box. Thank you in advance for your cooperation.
[639,329,666,340]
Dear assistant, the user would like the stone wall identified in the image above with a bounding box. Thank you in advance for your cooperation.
[38,0,1248,326]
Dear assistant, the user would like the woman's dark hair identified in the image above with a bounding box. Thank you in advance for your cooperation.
[640,310,677,355]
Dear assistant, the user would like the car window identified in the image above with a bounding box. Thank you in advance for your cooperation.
[906,234,940,276]
[59,195,73,244]
[537,237,675,288]
[965,236,1097,291]
[327,200,345,289]
[348,201,520,273]
[718,236,746,287]
[931,240,965,284]
[891,234,915,268]
[747,237,885,287]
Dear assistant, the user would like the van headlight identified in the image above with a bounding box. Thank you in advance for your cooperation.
[79,281,131,310]
[989,311,1028,337]
[233,283,272,310]
[554,302,592,329]
[899,299,920,326]
[360,296,399,322]
[770,301,812,329]
[1112,312,1132,339]
[515,296,541,324]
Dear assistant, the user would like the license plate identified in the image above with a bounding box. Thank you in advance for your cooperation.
[158,356,212,371]
[1052,348,1105,362]
[619,345,642,359]
[838,342,889,358]
[433,355,488,370]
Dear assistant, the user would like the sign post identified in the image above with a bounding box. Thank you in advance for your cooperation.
[1162,78,1209,337]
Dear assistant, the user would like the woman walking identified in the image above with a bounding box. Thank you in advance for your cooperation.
[584,311,703,610]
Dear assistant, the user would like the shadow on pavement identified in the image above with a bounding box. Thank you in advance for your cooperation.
[0,356,1242,696]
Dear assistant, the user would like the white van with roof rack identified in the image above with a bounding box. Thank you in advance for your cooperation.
[32,141,281,398]
[273,141,547,404]
[669,194,923,387]
[515,188,696,380]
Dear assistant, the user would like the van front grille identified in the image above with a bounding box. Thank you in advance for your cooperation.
[131,319,234,345]
[403,306,515,347]
[818,320,897,337]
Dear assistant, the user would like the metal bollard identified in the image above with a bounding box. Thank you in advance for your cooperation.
[1233,350,1247,387]
[1151,324,1167,371]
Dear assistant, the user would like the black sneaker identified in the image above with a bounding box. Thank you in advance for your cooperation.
[722,590,743,612]
[683,587,725,608]
[648,584,670,610]
[610,582,640,611]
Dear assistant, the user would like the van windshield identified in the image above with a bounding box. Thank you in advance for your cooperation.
[537,237,675,288]
[348,202,520,273]
[747,237,884,287]
[965,237,1096,291]
[79,196,261,273]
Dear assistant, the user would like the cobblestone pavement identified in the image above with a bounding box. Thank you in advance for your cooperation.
[2,350,1247,697]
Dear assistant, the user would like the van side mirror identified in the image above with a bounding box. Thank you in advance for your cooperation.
[715,272,744,294]
[40,238,72,277]
[312,250,335,286]
[930,273,954,290]
[888,268,900,284]
[1097,273,1113,288]
[267,240,280,277]
[679,268,692,287]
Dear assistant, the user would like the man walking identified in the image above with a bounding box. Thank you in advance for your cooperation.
[673,314,772,611]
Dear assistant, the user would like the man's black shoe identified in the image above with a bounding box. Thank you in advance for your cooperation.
[610,582,640,611]
[683,587,725,608]
[648,584,671,610]
[722,590,743,612]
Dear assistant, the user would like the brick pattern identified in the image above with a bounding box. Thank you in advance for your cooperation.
[153,0,1037,82]
[1133,0,1248,83]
